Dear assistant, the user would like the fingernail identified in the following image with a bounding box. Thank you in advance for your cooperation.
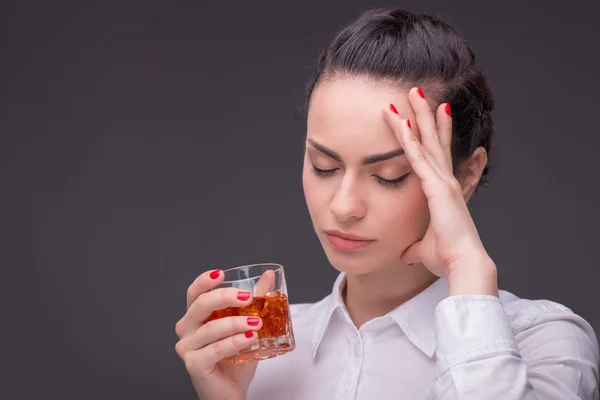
[237,291,251,301]
[245,330,254,338]
[407,119,411,129]
[209,270,220,280]
[389,103,399,114]
[445,103,451,115]
[417,87,425,98]
[247,317,260,326]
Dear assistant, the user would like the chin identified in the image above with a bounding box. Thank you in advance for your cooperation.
[320,241,388,276]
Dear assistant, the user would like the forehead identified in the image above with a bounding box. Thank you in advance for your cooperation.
[307,78,413,154]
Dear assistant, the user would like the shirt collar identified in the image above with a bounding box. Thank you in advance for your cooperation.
[311,272,346,359]
[387,276,448,357]
[311,272,448,359]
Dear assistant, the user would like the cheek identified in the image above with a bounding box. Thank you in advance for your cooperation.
[379,178,430,242]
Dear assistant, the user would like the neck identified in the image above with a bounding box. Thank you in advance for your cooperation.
[342,264,439,328]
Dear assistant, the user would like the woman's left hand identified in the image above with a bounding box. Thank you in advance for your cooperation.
[383,87,498,296]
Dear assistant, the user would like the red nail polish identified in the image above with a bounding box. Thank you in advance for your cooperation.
[417,87,425,98]
[445,103,451,115]
[209,270,220,280]
[247,317,260,326]
[389,103,399,114]
[245,330,254,338]
[407,119,411,129]
[237,291,251,301]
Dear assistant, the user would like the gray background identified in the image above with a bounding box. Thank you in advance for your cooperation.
[4,0,599,398]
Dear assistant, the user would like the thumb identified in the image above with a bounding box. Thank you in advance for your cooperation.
[254,269,276,297]
[401,241,423,266]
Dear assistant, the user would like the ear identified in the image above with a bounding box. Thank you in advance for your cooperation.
[456,147,488,202]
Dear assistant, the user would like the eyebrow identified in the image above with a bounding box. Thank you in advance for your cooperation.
[307,138,405,165]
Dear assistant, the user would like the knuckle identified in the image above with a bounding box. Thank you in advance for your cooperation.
[186,284,196,303]
[211,340,224,358]
[232,333,243,347]
[175,320,185,339]
[230,334,241,350]
[219,288,230,303]
[175,340,185,358]
[231,316,243,332]
[201,320,217,339]
[184,355,196,373]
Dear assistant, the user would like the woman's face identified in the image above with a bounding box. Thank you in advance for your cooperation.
[303,78,430,275]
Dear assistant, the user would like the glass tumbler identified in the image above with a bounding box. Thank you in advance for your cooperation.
[204,263,295,364]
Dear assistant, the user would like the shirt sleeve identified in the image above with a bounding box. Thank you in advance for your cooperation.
[432,295,600,400]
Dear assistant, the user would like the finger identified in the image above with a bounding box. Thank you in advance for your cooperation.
[436,102,453,168]
[401,234,436,266]
[186,269,224,309]
[383,106,444,186]
[254,270,276,297]
[177,287,253,338]
[184,331,260,376]
[408,87,452,174]
[401,241,422,266]
[176,316,263,356]
[408,87,452,175]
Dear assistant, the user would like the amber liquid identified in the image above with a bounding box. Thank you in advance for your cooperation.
[205,291,295,364]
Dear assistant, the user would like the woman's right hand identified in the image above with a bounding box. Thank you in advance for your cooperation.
[175,269,262,400]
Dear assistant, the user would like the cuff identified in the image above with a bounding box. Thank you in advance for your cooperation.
[434,295,520,373]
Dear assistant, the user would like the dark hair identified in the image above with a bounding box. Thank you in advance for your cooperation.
[305,8,494,187]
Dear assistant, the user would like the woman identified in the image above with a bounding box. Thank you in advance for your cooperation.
[175,8,599,399]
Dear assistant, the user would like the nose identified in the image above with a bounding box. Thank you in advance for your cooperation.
[329,176,367,223]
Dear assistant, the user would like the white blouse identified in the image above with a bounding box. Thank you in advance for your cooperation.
[247,273,599,399]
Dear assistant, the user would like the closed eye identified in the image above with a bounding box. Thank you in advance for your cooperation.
[311,163,410,189]
[311,164,336,177]
[373,173,410,188]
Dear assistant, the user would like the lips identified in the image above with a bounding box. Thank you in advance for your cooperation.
[325,229,371,241]
[324,229,375,250]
